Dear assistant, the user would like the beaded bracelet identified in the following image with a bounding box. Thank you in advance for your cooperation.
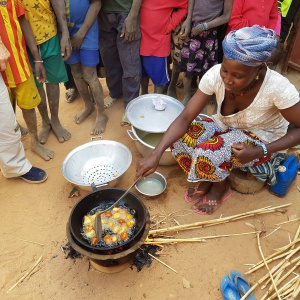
[197,22,208,32]
[33,60,43,63]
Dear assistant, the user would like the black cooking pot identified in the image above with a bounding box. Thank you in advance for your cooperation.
[69,188,148,254]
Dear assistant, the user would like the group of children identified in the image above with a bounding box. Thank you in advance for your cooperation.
[0,0,298,182]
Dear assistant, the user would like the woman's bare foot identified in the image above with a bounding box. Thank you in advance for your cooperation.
[192,182,232,214]
[185,181,213,203]
[31,139,54,161]
[51,120,71,142]
[91,111,108,135]
[39,122,51,144]
[74,105,94,124]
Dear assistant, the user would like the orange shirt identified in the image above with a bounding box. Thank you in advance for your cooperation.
[0,0,32,87]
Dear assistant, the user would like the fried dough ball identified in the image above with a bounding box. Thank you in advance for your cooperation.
[113,213,121,219]
[85,225,94,232]
[126,220,134,228]
[112,225,120,234]
[107,221,115,228]
[104,211,112,218]
[111,235,118,243]
[112,207,120,212]
[118,219,126,224]
[101,219,108,224]
[85,229,96,239]
[90,214,97,221]
[91,237,98,246]
[103,235,113,245]
[120,232,129,241]
[126,214,133,220]
[118,225,128,234]
[84,216,93,226]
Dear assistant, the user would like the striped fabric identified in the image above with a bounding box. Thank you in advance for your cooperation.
[0,0,32,88]
[240,153,286,186]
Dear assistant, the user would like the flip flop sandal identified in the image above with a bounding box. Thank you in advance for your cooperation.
[121,113,131,127]
[104,96,120,109]
[228,270,256,300]
[65,88,79,103]
[220,276,240,300]
[184,185,207,204]
[193,189,232,215]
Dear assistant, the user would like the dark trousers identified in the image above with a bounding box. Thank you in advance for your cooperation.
[99,12,141,107]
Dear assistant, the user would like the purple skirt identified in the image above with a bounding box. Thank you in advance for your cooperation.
[179,28,218,77]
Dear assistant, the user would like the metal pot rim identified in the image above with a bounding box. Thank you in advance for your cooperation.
[130,126,171,152]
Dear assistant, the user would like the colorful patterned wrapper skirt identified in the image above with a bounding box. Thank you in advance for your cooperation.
[170,119,272,183]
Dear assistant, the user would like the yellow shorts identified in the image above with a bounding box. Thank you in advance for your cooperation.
[7,74,41,109]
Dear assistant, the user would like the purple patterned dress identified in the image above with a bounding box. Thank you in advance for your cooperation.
[179,29,218,77]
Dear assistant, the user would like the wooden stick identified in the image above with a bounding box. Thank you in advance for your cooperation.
[149,204,291,235]
[7,255,43,293]
[263,227,281,239]
[17,238,44,246]
[291,224,300,250]
[147,253,178,274]
[256,233,281,300]
[268,275,299,300]
[146,231,259,244]
[275,218,300,226]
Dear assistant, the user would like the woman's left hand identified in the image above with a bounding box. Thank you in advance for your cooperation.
[231,143,263,165]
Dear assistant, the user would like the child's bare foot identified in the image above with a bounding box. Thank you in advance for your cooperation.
[74,106,94,124]
[31,140,54,161]
[192,182,232,214]
[51,120,71,142]
[39,123,51,144]
[91,112,108,135]
[19,123,28,136]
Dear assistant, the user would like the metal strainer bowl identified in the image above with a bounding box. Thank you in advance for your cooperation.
[62,140,132,191]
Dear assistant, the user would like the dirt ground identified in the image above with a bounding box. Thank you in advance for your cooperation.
[1,66,300,300]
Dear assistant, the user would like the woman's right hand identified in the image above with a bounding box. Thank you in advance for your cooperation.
[135,153,161,179]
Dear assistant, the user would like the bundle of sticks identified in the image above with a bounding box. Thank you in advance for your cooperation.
[241,226,300,300]
[144,203,291,245]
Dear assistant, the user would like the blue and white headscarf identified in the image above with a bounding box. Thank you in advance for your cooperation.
[222,25,277,67]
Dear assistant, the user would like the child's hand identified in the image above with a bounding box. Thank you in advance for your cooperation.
[179,19,192,39]
[35,62,46,83]
[60,33,72,61]
[191,25,203,36]
[0,42,10,72]
[71,32,84,50]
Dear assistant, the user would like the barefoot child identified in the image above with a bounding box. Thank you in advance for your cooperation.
[21,0,72,144]
[0,0,55,161]
[65,0,108,135]
[178,0,233,105]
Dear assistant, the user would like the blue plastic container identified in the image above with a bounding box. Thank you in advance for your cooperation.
[270,155,299,197]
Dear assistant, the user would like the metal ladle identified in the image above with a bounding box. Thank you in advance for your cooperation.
[93,177,141,241]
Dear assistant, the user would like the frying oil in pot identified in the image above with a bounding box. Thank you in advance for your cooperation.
[137,178,164,195]
[142,133,164,147]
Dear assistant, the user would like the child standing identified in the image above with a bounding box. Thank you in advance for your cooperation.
[140,0,188,94]
[65,0,108,135]
[21,0,72,144]
[0,0,56,161]
[178,0,233,105]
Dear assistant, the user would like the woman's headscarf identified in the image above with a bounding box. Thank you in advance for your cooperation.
[222,25,277,67]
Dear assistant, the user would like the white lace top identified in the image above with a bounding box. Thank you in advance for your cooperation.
[199,64,299,143]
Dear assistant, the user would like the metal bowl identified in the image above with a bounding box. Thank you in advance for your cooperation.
[62,140,132,191]
[135,172,167,197]
[127,126,176,165]
[125,94,184,133]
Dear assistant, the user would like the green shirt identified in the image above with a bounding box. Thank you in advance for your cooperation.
[101,0,133,14]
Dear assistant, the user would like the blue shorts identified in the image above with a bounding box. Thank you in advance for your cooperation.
[142,56,169,86]
[66,49,99,67]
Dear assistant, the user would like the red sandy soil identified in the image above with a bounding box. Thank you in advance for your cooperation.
[1,68,300,300]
